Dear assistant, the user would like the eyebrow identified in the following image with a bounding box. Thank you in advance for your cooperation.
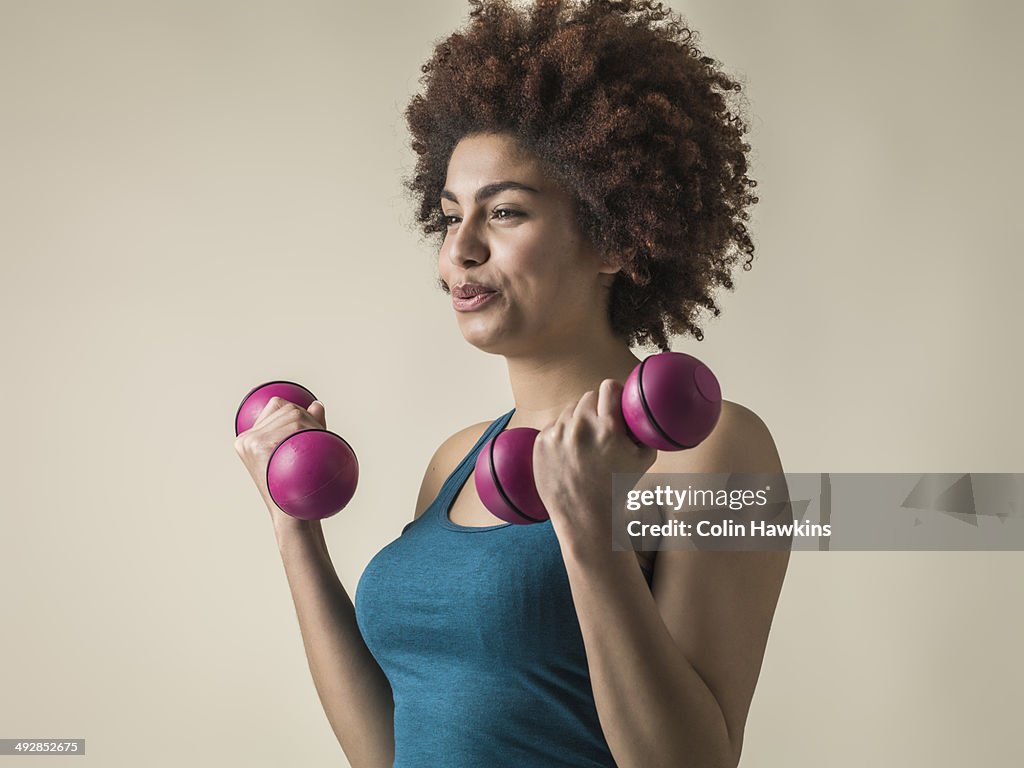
[440,181,541,205]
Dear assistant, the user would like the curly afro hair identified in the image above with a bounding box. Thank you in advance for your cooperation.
[402,0,759,351]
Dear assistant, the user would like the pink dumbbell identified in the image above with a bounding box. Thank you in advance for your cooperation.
[474,352,722,524]
[235,381,358,521]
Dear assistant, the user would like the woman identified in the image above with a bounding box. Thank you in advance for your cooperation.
[235,1,788,766]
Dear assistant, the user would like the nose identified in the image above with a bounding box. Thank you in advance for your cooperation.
[444,215,489,269]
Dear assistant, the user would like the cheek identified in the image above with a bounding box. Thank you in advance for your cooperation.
[527,254,584,297]
[511,260,560,305]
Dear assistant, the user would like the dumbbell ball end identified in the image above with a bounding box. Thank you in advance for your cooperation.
[622,352,722,451]
[267,429,359,520]
[474,428,549,525]
[235,380,317,436]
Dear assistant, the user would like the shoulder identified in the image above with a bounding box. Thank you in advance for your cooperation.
[413,419,494,520]
[653,399,783,474]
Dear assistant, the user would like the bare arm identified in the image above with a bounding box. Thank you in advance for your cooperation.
[234,397,394,768]
[274,521,395,768]
[238,401,490,765]
[542,398,789,768]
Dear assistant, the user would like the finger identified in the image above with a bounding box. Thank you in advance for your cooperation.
[307,400,327,429]
[251,396,290,431]
[597,379,625,430]
[557,399,577,428]
[540,403,571,440]
[573,389,598,421]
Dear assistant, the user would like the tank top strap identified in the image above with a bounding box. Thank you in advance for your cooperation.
[397,410,516,536]
[433,408,516,516]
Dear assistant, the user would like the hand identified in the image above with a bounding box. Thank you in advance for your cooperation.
[532,379,658,556]
[233,397,328,533]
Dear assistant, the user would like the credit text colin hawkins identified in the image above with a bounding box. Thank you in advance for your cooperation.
[624,485,832,538]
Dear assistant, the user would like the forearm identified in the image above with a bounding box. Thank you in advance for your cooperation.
[560,545,735,768]
[275,523,395,768]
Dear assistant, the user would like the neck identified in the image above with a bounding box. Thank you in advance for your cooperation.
[503,330,644,430]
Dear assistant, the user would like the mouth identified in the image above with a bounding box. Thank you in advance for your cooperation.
[452,290,498,312]
[450,280,499,312]
[451,282,497,298]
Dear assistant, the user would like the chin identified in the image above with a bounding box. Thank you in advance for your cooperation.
[461,331,508,356]
[458,319,517,356]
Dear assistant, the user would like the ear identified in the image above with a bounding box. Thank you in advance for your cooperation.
[597,253,622,276]
[597,259,621,290]
[581,236,620,280]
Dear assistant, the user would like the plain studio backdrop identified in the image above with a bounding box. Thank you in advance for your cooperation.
[1,1,1021,766]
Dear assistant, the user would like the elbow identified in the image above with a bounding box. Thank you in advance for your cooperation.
[675,730,738,768]
[723,733,743,768]
[703,722,741,768]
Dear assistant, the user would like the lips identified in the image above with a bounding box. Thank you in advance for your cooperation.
[452,283,497,299]
[452,285,499,312]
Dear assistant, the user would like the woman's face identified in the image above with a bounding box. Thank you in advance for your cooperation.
[438,132,618,356]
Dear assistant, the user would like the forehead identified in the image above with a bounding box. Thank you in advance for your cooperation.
[444,133,543,185]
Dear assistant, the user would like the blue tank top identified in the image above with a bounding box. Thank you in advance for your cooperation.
[355,409,654,767]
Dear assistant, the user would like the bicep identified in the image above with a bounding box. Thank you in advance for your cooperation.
[652,548,789,759]
[650,400,790,759]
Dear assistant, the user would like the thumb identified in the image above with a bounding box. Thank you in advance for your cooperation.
[307,400,327,428]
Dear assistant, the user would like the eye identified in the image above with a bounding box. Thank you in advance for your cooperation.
[438,209,522,227]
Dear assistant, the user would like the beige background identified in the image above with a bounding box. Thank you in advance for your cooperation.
[1,1,1021,765]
